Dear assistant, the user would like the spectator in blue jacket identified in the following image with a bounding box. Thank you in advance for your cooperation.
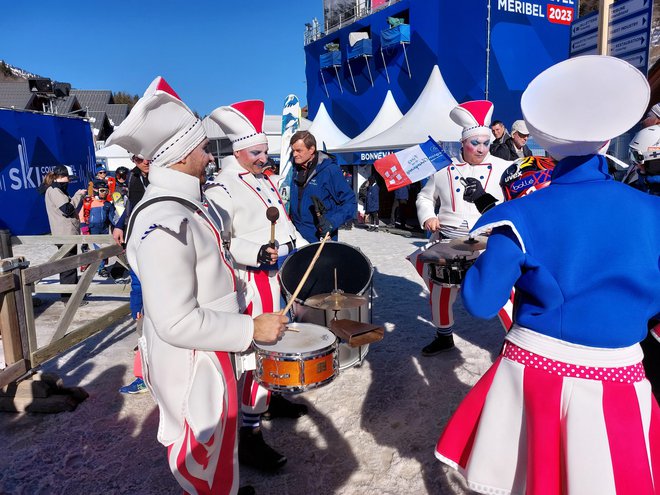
[289,131,356,242]
[364,175,380,230]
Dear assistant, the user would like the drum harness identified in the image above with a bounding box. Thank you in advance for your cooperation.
[125,195,255,379]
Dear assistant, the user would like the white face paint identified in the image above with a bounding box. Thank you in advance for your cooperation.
[462,135,491,164]
[235,144,269,175]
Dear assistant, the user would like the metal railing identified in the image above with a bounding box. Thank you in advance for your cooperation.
[304,0,402,45]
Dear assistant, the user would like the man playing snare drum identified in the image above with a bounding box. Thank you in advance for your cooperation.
[415,100,511,355]
[108,77,286,495]
[207,100,309,472]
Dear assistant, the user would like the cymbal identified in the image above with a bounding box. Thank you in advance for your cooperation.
[449,235,488,252]
[305,292,368,310]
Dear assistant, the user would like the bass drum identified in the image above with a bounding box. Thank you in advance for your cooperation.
[280,241,374,370]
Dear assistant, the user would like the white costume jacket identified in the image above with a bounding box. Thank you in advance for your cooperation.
[205,156,307,309]
[416,153,511,238]
[127,166,254,446]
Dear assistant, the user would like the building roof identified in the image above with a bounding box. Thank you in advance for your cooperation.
[0,81,36,109]
[105,104,128,127]
[51,95,83,115]
[69,89,113,112]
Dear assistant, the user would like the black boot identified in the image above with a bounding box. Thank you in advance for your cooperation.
[238,486,256,495]
[238,427,287,471]
[421,332,455,356]
[262,393,308,421]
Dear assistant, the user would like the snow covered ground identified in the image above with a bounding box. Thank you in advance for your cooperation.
[0,228,504,494]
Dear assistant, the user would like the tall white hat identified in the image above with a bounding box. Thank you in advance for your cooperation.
[449,100,494,141]
[521,55,649,160]
[209,100,268,151]
[106,77,205,168]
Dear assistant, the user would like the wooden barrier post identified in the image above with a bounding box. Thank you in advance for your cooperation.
[0,229,13,259]
[0,257,31,388]
[0,234,130,413]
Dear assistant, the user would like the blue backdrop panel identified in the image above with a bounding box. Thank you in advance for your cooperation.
[488,0,572,125]
[305,0,489,137]
[305,0,571,140]
[347,39,373,60]
[380,24,411,48]
[0,109,96,235]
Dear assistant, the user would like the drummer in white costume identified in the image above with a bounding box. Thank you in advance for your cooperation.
[415,100,511,356]
[108,77,286,495]
[207,100,309,472]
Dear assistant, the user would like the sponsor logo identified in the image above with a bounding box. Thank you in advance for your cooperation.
[360,151,393,161]
[2,138,50,191]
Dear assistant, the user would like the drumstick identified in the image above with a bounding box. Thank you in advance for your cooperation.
[280,232,331,316]
[266,207,279,247]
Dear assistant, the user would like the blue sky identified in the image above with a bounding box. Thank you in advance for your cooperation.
[0,0,323,116]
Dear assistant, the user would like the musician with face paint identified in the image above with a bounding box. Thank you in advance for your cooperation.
[415,101,511,356]
[206,100,309,473]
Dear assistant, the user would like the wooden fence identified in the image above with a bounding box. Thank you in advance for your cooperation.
[0,230,130,391]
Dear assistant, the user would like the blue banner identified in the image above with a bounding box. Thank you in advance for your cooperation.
[320,51,342,68]
[380,24,410,49]
[0,109,96,235]
[347,39,373,60]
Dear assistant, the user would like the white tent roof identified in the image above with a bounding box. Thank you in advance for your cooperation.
[308,102,350,150]
[95,144,133,171]
[330,65,462,152]
[96,144,132,159]
[340,90,403,148]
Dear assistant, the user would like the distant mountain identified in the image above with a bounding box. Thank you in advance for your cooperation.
[0,60,43,81]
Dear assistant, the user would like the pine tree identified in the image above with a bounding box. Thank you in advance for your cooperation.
[112,91,140,110]
[0,61,14,78]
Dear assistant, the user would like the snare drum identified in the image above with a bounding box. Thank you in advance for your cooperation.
[420,240,480,286]
[254,323,338,393]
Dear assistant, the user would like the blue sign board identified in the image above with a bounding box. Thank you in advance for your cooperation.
[569,0,653,74]
[570,10,598,39]
[608,0,653,73]
[0,109,96,235]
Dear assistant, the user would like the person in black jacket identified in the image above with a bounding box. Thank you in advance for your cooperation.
[112,155,150,245]
[490,120,533,161]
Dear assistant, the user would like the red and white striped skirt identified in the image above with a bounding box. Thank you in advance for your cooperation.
[435,326,660,495]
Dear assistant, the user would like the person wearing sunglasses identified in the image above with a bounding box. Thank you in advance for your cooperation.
[79,179,117,277]
[95,164,108,180]
[490,120,533,161]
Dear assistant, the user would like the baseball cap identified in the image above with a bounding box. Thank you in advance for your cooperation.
[511,120,529,136]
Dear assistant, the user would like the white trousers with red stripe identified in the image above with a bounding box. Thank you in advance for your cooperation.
[429,281,514,332]
[408,242,514,333]
[436,327,660,495]
[167,351,239,495]
[241,268,282,415]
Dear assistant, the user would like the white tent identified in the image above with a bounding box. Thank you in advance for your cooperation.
[308,102,350,150]
[95,144,133,172]
[330,65,462,152]
[341,90,403,148]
